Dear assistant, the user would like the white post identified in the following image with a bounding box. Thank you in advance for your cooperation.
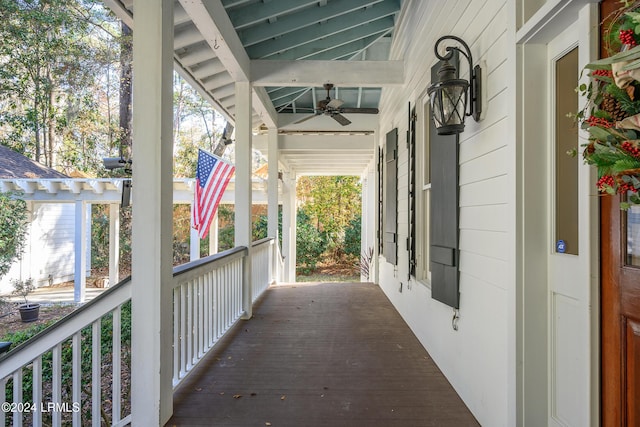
[281,173,297,282]
[209,210,219,255]
[86,204,92,274]
[130,0,174,425]
[108,203,120,287]
[74,200,87,303]
[362,165,376,282]
[190,202,200,261]
[267,128,279,282]
[235,81,253,319]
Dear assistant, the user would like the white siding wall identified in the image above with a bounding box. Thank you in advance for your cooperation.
[377,1,514,425]
[0,203,86,294]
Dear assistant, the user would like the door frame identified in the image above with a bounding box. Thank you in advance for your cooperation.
[515,2,600,425]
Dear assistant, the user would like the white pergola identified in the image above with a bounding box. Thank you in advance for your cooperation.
[0,177,275,303]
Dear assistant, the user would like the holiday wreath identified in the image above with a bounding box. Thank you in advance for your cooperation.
[576,2,640,209]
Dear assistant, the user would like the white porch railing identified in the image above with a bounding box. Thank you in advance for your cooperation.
[171,246,246,387]
[0,238,281,426]
[0,279,133,427]
[251,238,273,303]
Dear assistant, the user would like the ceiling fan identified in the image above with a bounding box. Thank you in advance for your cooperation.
[293,83,379,126]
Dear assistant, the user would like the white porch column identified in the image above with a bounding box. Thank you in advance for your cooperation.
[108,203,120,287]
[362,166,376,282]
[189,202,200,261]
[235,81,253,319]
[267,128,279,282]
[209,210,219,255]
[74,200,87,303]
[131,0,174,425]
[281,172,297,282]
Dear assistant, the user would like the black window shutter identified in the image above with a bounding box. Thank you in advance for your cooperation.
[378,146,384,255]
[384,128,398,265]
[408,104,417,278]
[429,58,460,309]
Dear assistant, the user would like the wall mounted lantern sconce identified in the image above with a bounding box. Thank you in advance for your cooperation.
[427,35,482,135]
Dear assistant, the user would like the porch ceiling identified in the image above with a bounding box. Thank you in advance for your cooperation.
[104,0,402,177]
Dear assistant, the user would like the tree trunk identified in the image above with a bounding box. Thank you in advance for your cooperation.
[174,75,184,145]
[119,22,133,159]
[47,83,55,168]
[33,86,41,163]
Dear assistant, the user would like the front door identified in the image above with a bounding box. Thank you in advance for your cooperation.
[599,1,640,425]
[547,20,597,426]
[601,191,640,425]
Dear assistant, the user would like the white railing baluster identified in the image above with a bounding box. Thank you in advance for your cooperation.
[180,284,186,378]
[91,321,101,427]
[198,276,204,358]
[202,272,211,351]
[72,332,81,426]
[214,269,220,340]
[32,356,42,427]
[0,377,6,426]
[52,344,61,427]
[187,281,194,369]
[173,287,180,386]
[12,370,22,427]
[112,305,122,425]
[217,268,222,334]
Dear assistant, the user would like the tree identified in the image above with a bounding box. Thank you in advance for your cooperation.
[118,21,132,158]
[0,192,29,279]
[0,0,124,177]
[297,176,361,259]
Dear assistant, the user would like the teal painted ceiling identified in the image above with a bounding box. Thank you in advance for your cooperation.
[222,0,401,114]
[107,0,402,127]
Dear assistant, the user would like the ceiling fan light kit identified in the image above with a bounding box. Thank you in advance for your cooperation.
[427,35,482,136]
[294,83,379,126]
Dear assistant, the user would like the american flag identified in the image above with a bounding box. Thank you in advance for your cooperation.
[192,149,235,239]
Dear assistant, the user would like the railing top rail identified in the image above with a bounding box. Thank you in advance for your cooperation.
[173,246,248,278]
[252,237,274,248]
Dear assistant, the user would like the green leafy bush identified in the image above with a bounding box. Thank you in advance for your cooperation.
[296,208,327,274]
[0,192,28,280]
[343,215,361,259]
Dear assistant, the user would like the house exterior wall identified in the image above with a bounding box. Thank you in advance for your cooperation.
[376,1,514,425]
[0,202,89,294]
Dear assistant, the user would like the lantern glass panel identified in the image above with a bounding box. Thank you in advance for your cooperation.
[429,80,467,135]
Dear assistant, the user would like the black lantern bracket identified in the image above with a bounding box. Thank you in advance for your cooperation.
[433,35,482,122]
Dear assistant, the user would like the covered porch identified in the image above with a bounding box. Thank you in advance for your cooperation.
[168,281,478,427]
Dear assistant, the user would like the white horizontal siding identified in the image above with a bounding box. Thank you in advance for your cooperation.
[377,0,513,425]
[30,203,78,285]
[0,203,86,294]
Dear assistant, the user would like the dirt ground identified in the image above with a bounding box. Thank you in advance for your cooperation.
[0,304,77,340]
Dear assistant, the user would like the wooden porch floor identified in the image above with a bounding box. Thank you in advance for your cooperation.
[166,282,479,427]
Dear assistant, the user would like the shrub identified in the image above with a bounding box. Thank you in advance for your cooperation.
[0,192,28,279]
[296,208,327,274]
[343,215,361,259]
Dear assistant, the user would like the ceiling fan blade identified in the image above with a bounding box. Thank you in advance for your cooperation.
[331,113,351,126]
[293,113,320,124]
[327,98,344,109]
[339,107,379,114]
